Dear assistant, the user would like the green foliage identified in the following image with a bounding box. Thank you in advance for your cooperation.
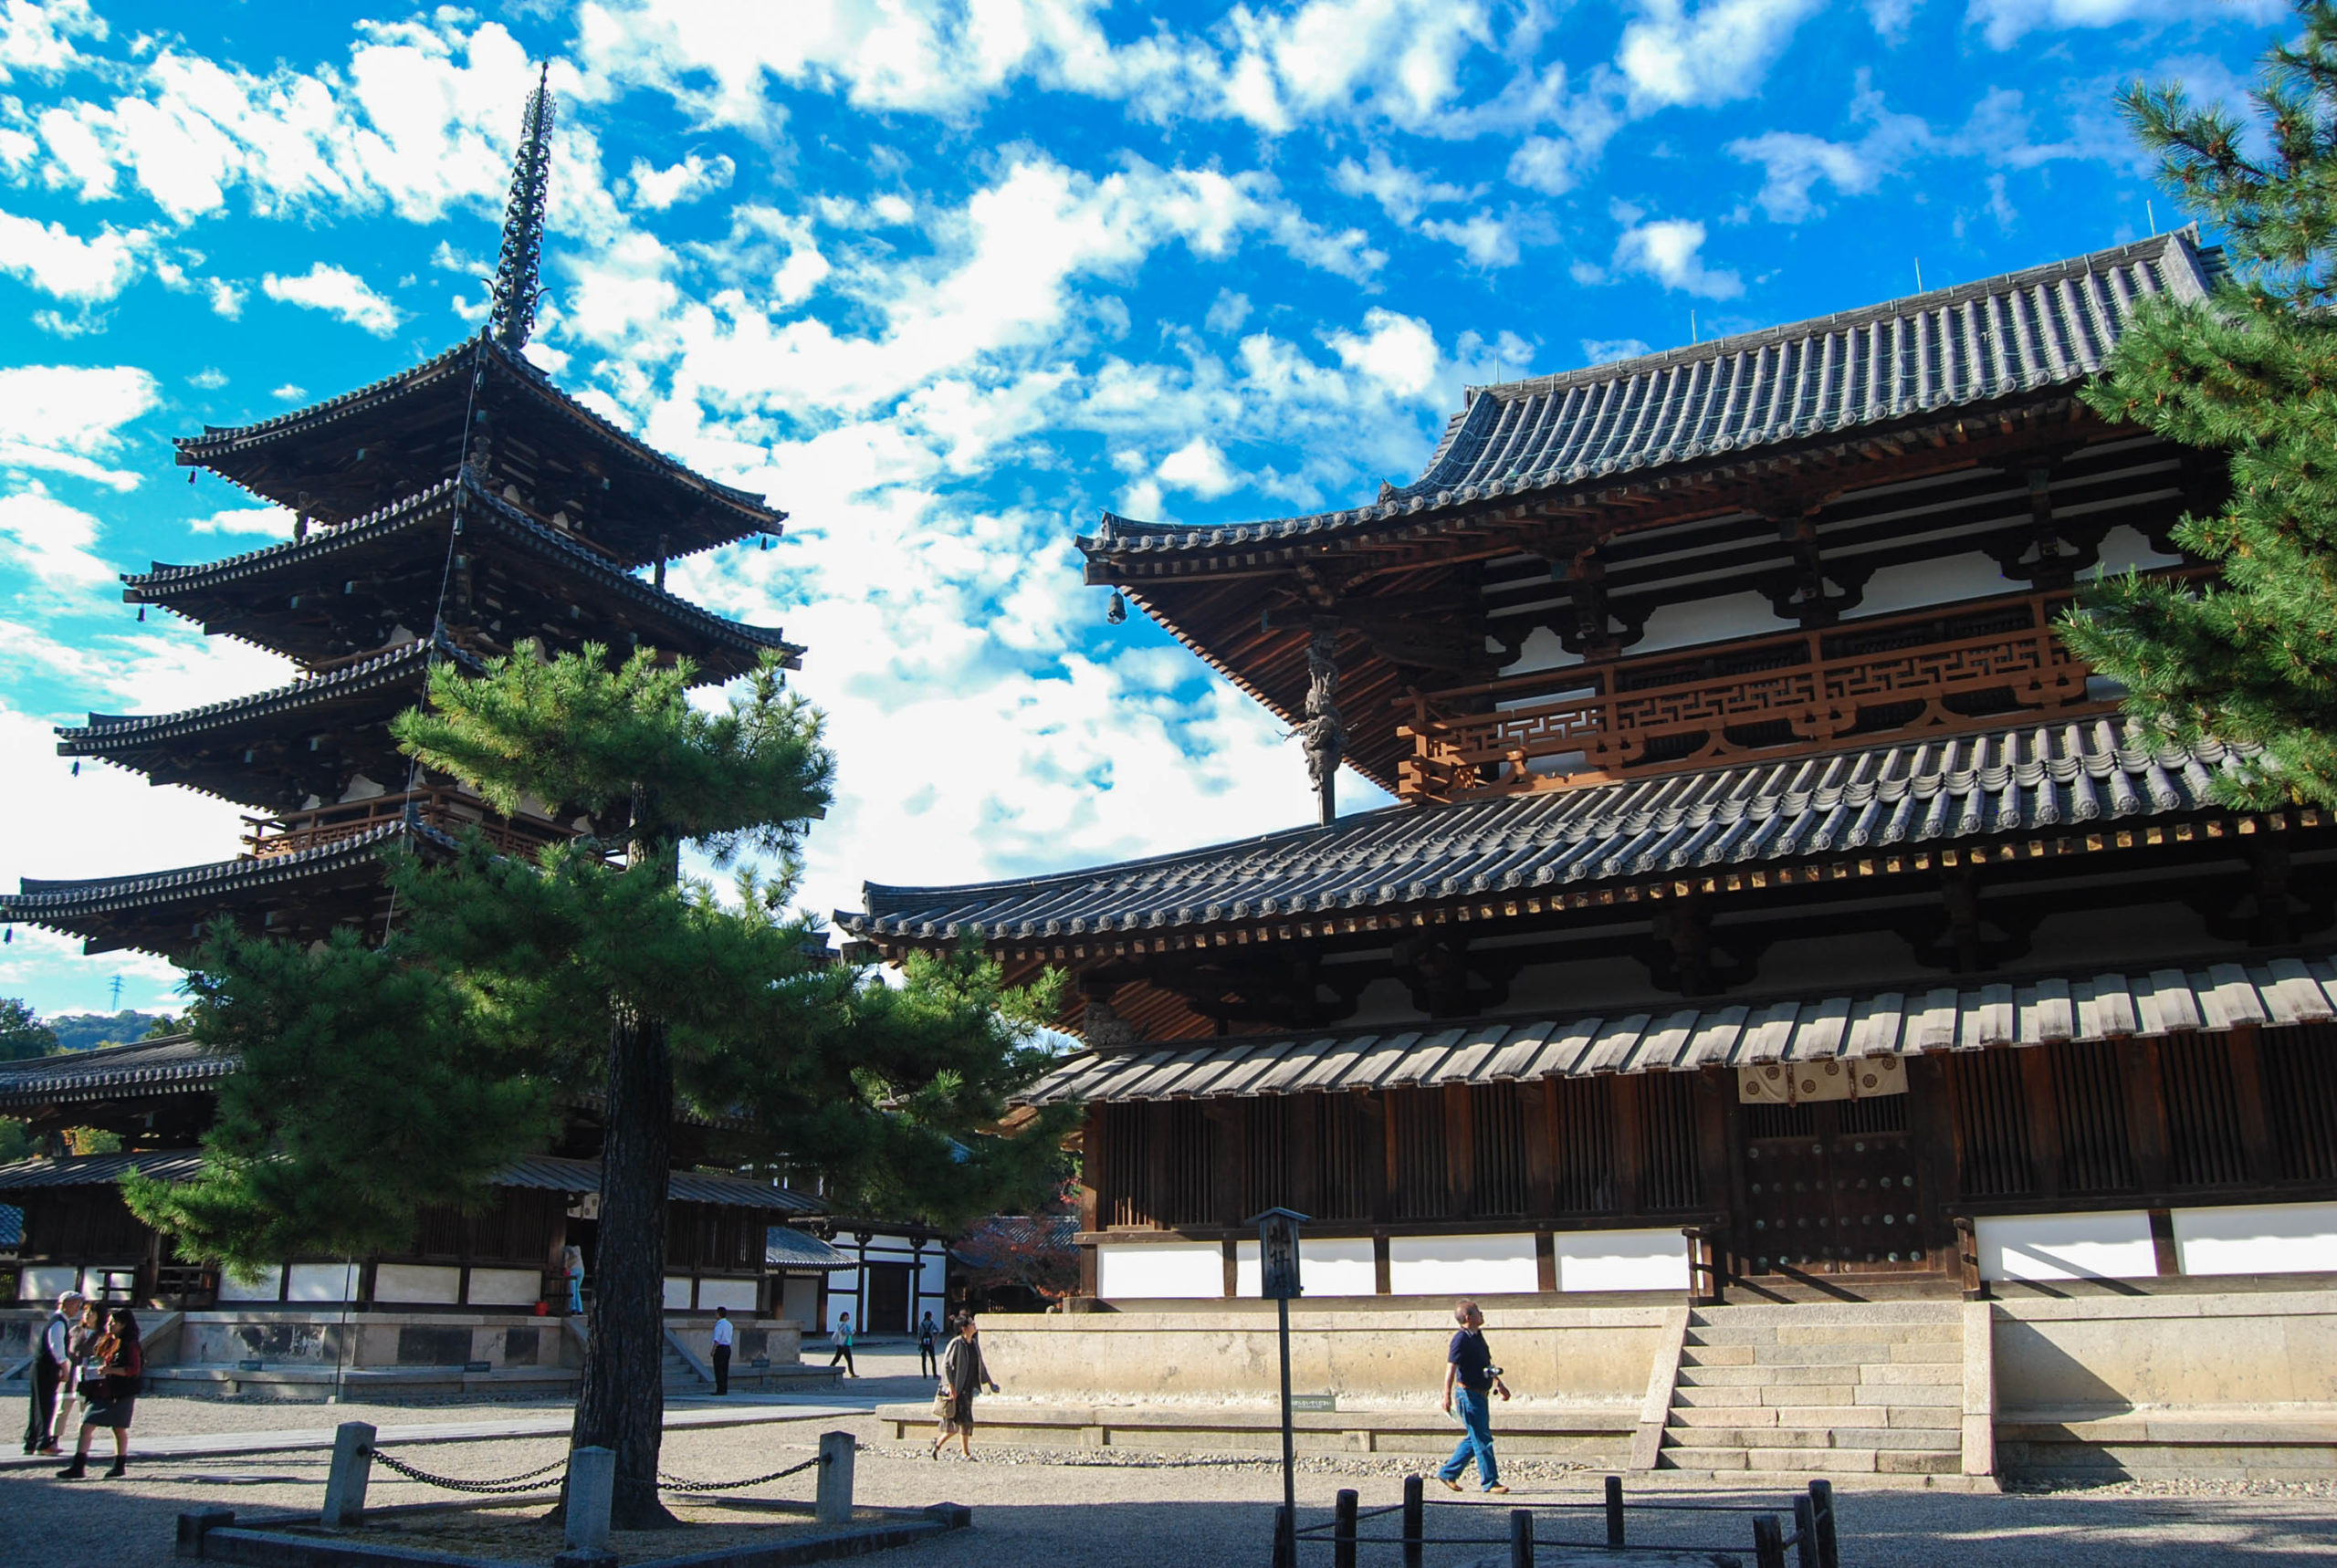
[158,643,1071,1265]
[0,1117,33,1163]
[126,925,555,1272]
[0,998,55,1061]
[2067,0,2337,809]
[39,1010,170,1053]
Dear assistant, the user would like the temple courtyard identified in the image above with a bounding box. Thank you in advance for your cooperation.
[2,1349,2334,1566]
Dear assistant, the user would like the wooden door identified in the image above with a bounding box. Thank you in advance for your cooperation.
[1740,1094,1933,1275]
[865,1261,913,1333]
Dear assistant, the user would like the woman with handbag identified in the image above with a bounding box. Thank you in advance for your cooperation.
[56,1308,141,1479]
[928,1314,998,1460]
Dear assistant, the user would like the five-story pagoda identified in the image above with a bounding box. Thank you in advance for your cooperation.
[0,72,800,958]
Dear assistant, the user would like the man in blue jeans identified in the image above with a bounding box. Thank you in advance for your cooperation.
[1439,1299,1511,1494]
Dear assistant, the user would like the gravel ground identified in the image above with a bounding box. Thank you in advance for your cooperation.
[10,1407,2337,1567]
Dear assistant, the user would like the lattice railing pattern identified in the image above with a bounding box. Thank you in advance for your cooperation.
[1399,590,2107,803]
[240,788,574,861]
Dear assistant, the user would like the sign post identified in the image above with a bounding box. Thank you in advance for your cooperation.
[1252,1207,1309,1568]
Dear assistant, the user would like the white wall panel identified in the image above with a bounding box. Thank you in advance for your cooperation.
[663,1275,694,1311]
[466,1267,542,1306]
[19,1264,79,1302]
[779,1276,820,1327]
[1388,1234,1538,1296]
[1234,1237,1377,1298]
[2174,1203,2337,1277]
[1554,1229,1688,1292]
[697,1278,759,1312]
[1976,1211,2157,1281]
[1096,1241,1223,1300]
[373,1264,461,1304]
[287,1262,358,1301]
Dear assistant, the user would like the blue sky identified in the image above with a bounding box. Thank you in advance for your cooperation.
[0,0,2286,1017]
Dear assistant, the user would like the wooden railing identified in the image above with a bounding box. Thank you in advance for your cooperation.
[240,788,573,861]
[1398,590,2112,803]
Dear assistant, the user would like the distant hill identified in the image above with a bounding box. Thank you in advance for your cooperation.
[41,1010,175,1053]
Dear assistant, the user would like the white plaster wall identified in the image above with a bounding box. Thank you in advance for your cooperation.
[1555,1229,1689,1292]
[1341,977,1430,1029]
[663,1275,694,1311]
[698,1278,759,1312]
[1977,1212,2157,1281]
[1388,1234,1539,1296]
[779,1276,820,1328]
[1497,626,1581,679]
[1633,591,1781,654]
[215,1266,282,1302]
[1841,552,2010,620]
[2174,1203,2337,1277]
[2096,523,2185,574]
[1098,1242,1224,1300]
[1234,1237,1377,1298]
[466,1267,541,1306]
[374,1264,461,1304]
[18,1265,76,1302]
[287,1262,358,1302]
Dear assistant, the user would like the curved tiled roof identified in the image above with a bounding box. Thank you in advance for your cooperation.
[123,474,802,674]
[1084,230,2219,564]
[0,821,435,928]
[0,1036,225,1109]
[1014,954,2337,1103]
[176,333,781,548]
[844,718,2252,941]
[766,1226,856,1270]
[58,638,470,757]
[0,1151,212,1190]
[496,1155,824,1215]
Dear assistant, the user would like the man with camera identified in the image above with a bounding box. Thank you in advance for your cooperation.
[1439,1298,1511,1494]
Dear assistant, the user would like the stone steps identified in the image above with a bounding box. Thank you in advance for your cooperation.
[1656,1303,1967,1476]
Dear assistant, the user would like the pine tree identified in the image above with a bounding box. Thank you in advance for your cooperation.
[0,999,55,1062]
[2066,0,2337,808]
[132,645,1070,1527]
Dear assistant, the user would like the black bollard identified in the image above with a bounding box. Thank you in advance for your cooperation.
[1753,1513,1785,1568]
[1510,1508,1534,1568]
[1808,1479,1839,1568]
[1334,1489,1358,1568]
[1272,1505,1294,1568]
[1401,1475,1424,1568]
[1605,1473,1625,1548]
[1792,1494,1818,1568]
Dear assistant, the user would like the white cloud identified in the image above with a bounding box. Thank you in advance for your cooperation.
[1618,0,1826,110]
[1613,216,1743,298]
[0,364,159,490]
[1420,211,1520,268]
[1729,79,1934,222]
[261,263,403,335]
[0,486,114,588]
[0,0,103,82]
[0,207,145,301]
[627,151,735,209]
[1325,308,1444,399]
[1205,289,1251,334]
[271,383,307,401]
[1331,147,1472,224]
[1156,436,1239,499]
[187,368,227,390]
[206,278,246,318]
[187,506,294,536]
[1966,0,2281,49]
[1582,336,1653,364]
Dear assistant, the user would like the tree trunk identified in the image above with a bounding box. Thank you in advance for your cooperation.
[571,1002,676,1529]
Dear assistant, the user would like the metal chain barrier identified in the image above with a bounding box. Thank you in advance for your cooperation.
[657,1451,827,1494]
[363,1448,570,1496]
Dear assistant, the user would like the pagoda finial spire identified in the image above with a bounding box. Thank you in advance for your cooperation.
[489,62,555,352]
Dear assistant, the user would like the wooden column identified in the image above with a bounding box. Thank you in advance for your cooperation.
[1444,1082,1475,1221]
[1359,1092,1389,1223]
[1144,1101,1169,1229]
[1292,1095,1320,1218]
[1524,1081,1558,1220]
[1079,1105,1105,1232]
[2227,1024,2279,1186]
[2018,1048,2063,1201]
[1692,1070,1732,1225]
[1206,1100,1244,1227]
[2121,1039,2172,1196]
[1612,1076,1646,1218]
[1907,1056,1964,1269]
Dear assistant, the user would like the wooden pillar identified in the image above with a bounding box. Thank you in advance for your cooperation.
[1612,1076,1646,1218]
[2227,1024,2279,1186]
[1692,1070,1732,1226]
[2018,1048,2063,1201]
[1374,1233,1392,1295]
[1445,1082,1475,1221]
[1206,1100,1243,1227]
[1535,1230,1557,1293]
[2121,1039,2172,1196]
[1079,1105,1105,1232]
[1292,1095,1320,1218]
[1907,1056,1963,1269]
[1359,1092,1389,1223]
[1144,1101,1170,1229]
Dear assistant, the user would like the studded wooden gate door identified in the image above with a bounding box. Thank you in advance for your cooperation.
[1739,1094,1932,1276]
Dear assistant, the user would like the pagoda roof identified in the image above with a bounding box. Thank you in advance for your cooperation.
[1082,229,2219,575]
[0,821,445,956]
[844,716,2252,943]
[57,638,477,810]
[176,334,781,567]
[124,474,802,681]
[0,1035,226,1113]
[1013,952,2337,1103]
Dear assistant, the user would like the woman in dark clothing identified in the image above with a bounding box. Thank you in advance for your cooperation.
[57,1309,140,1479]
[929,1314,999,1459]
[50,1300,101,1448]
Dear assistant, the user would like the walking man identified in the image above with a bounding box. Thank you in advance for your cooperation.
[24,1290,81,1456]
[826,1311,856,1377]
[709,1307,734,1396]
[917,1312,939,1377]
[1438,1299,1511,1495]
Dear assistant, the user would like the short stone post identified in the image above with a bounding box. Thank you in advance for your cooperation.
[1400,1475,1424,1568]
[1333,1488,1358,1568]
[320,1421,375,1529]
[1508,1507,1534,1568]
[175,1508,235,1558]
[564,1446,616,1556]
[1792,1494,1819,1568]
[1807,1479,1839,1568]
[814,1429,854,1527]
[1752,1513,1786,1568]
[1605,1473,1625,1548]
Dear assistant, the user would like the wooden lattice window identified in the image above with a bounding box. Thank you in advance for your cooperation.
[1552,1077,1619,1214]
[1157,1101,1217,1227]
[2264,1023,2337,1183]
[1639,1073,1703,1212]
[2163,1034,2249,1188]
[1388,1087,1449,1220]
[1743,1100,1816,1141]
[1472,1086,1530,1218]
[1101,1102,1153,1228]
[2053,1040,2136,1193]
[413,1204,466,1260]
[1315,1093,1378,1222]
[1839,1093,1909,1135]
[1242,1097,1293,1217]
[1951,1050,2036,1198]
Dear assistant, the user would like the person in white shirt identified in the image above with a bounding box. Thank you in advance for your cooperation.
[709,1308,735,1396]
[826,1312,856,1377]
[24,1290,83,1456]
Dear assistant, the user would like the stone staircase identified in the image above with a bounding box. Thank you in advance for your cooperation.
[1656,1301,1965,1476]
[661,1338,708,1393]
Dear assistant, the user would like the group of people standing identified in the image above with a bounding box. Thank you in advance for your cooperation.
[22,1290,142,1479]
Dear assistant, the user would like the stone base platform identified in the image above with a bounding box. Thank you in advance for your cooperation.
[873,1399,1635,1461]
[1997,1404,2337,1481]
[150,1360,847,1402]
